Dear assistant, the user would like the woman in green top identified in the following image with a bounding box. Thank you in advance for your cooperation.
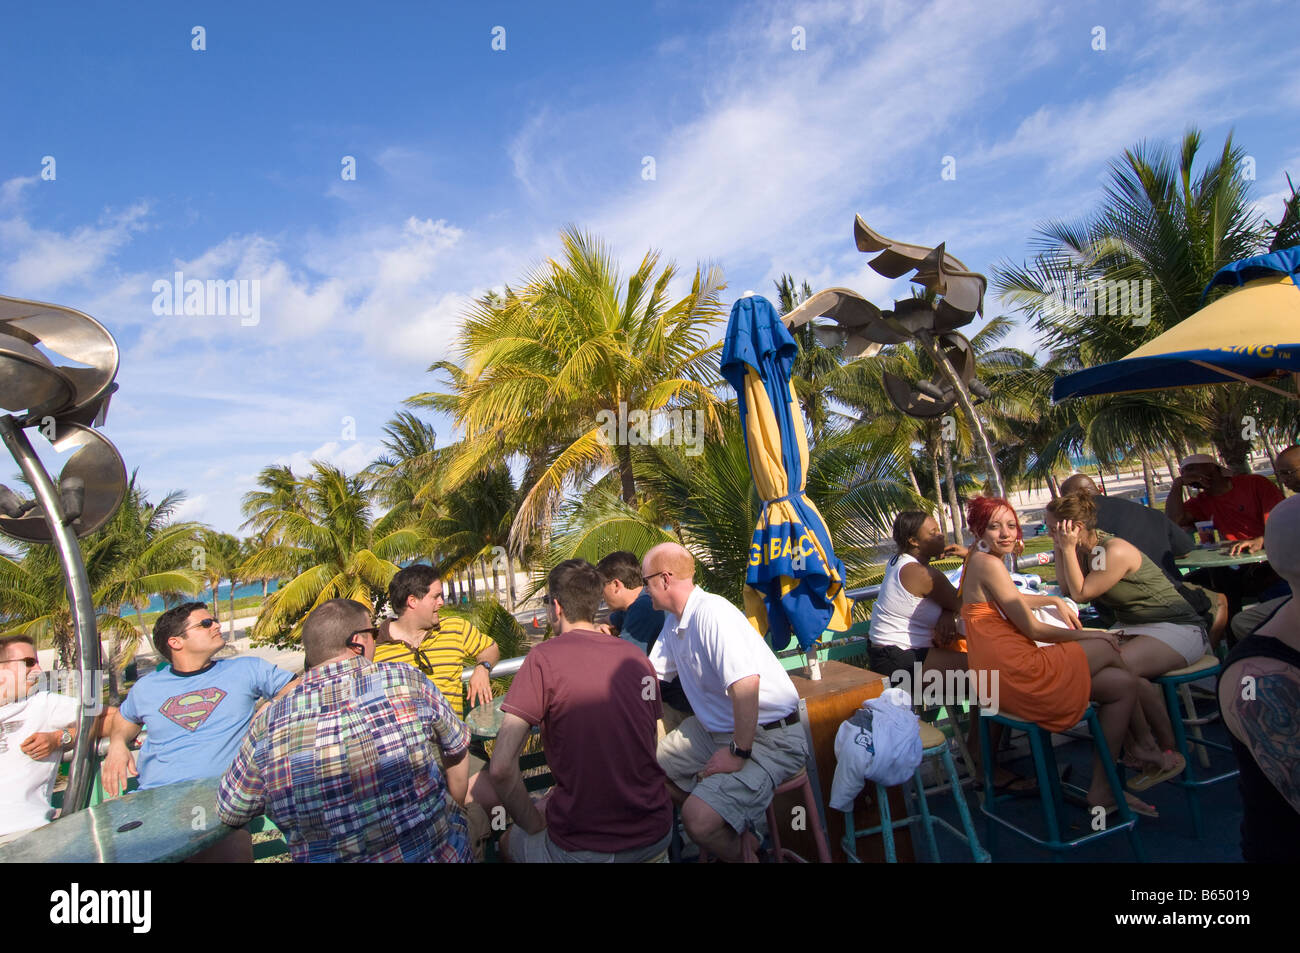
[1047,492,1203,791]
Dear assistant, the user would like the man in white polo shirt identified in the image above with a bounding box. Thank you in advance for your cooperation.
[643,542,807,862]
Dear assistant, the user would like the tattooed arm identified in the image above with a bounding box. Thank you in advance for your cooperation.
[1221,657,1300,815]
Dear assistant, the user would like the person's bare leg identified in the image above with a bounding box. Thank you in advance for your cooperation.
[1120,637,1186,758]
[681,795,754,863]
[1078,640,1151,811]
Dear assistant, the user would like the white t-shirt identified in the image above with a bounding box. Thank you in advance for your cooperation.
[869,554,944,650]
[649,587,800,733]
[0,691,81,837]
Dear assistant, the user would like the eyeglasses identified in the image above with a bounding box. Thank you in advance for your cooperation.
[347,627,379,653]
[2,656,38,669]
[641,570,671,587]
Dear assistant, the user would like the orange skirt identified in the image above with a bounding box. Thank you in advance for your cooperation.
[962,601,1091,732]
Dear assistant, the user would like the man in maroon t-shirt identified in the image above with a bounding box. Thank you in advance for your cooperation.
[489,559,672,862]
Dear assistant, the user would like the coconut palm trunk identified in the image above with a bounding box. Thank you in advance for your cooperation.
[1046,471,1061,499]
[942,441,963,542]
[916,330,1005,498]
[505,552,517,613]
[929,450,949,541]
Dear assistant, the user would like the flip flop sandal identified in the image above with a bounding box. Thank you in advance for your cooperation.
[993,772,1039,796]
[1127,752,1186,793]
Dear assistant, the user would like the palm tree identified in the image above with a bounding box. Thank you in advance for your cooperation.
[198,530,240,624]
[240,462,428,647]
[407,226,728,549]
[993,129,1282,472]
[0,475,204,701]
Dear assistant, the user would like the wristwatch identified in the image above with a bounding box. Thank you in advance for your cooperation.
[729,740,752,760]
[477,660,494,674]
[60,728,73,748]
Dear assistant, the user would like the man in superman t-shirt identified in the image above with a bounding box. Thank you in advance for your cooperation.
[104,602,296,797]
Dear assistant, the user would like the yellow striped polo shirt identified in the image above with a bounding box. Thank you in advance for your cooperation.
[372,616,493,718]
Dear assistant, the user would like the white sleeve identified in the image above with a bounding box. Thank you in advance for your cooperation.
[648,627,677,680]
[43,693,82,729]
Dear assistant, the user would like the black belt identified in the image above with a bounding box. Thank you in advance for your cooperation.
[760,712,799,731]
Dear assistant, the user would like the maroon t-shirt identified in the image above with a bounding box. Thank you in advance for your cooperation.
[501,628,671,853]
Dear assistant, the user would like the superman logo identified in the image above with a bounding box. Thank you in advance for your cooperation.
[159,688,227,732]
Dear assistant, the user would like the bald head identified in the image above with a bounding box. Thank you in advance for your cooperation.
[642,542,696,616]
[302,598,372,668]
[643,542,695,580]
[1060,474,1099,497]
[1265,496,1300,585]
[1277,445,1300,494]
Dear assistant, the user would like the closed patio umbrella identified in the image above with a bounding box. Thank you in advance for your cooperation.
[720,295,853,652]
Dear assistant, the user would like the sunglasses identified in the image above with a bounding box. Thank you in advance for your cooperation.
[185,618,220,632]
[347,627,380,652]
[3,657,38,669]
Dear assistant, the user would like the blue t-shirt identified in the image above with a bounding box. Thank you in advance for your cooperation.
[610,589,668,653]
[120,657,294,789]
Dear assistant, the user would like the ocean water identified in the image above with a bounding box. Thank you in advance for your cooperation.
[122,579,280,616]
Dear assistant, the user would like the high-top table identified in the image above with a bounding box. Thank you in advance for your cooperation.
[771,660,906,862]
[1176,546,1271,570]
[0,778,225,863]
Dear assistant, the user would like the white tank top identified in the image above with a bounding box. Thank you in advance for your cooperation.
[869,553,944,650]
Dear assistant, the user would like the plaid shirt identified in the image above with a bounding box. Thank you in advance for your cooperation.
[217,656,472,863]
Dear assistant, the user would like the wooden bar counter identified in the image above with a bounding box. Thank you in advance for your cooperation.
[770,660,913,862]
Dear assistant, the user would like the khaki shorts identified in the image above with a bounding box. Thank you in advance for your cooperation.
[657,716,807,835]
[1115,621,1208,667]
[507,826,671,863]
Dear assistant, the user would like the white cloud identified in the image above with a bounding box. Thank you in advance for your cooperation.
[1,175,37,207]
[274,440,384,475]
[0,203,149,296]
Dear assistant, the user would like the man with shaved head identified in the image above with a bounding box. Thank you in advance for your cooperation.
[1058,472,1195,586]
[1219,495,1300,861]
[642,542,807,862]
[1275,444,1300,495]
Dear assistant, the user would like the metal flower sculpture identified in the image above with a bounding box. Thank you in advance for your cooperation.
[0,295,127,816]
[782,216,1004,496]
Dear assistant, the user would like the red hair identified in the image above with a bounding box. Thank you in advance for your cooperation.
[966,496,1023,540]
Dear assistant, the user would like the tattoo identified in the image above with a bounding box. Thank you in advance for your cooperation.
[1229,663,1300,815]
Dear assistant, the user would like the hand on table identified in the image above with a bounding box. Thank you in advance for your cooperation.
[699,747,745,780]
[19,731,62,760]
[100,744,137,799]
[466,667,494,710]
[1227,537,1264,557]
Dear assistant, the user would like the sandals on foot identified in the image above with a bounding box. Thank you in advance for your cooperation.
[1127,752,1186,793]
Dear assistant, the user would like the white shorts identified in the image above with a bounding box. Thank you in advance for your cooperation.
[1113,622,1208,667]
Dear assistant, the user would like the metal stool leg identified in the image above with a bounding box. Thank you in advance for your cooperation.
[1179,683,1211,769]
[911,767,940,862]
[939,745,990,862]
[1088,708,1146,863]
[1163,680,1203,838]
[875,782,898,863]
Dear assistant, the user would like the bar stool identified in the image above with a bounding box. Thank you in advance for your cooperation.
[1154,654,1239,838]
[843,721,990,862]
[978,706,1145,862]
[766,770,832,863]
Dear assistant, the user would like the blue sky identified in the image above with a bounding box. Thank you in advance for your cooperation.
[2,0,1297,533]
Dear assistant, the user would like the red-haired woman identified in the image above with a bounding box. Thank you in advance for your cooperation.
[960,496,1156,816]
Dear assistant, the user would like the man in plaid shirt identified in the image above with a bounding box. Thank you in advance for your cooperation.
[217,598,473,863]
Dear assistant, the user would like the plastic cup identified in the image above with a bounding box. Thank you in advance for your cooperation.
[1194,521,1215,545]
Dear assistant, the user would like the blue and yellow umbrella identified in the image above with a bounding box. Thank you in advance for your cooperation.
[1053,248,1300,401]
[720,295,854,652]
